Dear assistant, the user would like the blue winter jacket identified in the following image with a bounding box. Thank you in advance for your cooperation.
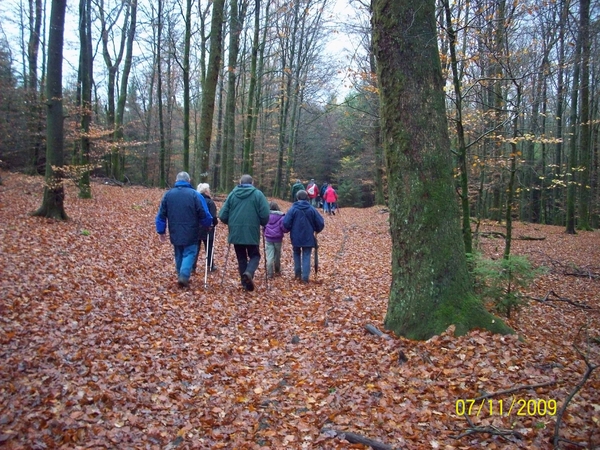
[155,181,213,245]
[282,200,324,247]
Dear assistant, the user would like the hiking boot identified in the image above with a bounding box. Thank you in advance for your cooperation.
[177,275,189,287]
[242,272,255,291]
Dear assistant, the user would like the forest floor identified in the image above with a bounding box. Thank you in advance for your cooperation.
[1,172,599,450]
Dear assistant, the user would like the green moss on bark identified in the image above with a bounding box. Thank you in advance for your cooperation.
[373,0,512,340]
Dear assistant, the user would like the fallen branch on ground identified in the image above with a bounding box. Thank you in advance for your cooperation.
[321,428,395,450]
[452,414,525,441]
[475,231,506,239]
[530,290,594,310]
[365,324,392,340]
[472,380,557,401]
[565,269,600,280]
[553,346,598,448]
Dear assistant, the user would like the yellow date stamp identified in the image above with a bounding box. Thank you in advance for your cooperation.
[455,397,557,417]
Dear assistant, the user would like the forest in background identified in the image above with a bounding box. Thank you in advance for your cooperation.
[0,0,598,226]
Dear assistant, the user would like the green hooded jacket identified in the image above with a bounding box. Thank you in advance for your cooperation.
[219,184,270,245]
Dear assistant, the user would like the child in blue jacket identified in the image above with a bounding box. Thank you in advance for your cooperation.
[283,190,325,282]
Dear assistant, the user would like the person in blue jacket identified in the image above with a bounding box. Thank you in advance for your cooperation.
[283,190,325,282]
[155,171,212,287]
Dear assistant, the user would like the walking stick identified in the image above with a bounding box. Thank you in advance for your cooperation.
[220,243,231,287]
[210,226,217,271]
[204,232,210,288]
[314,234,319,281]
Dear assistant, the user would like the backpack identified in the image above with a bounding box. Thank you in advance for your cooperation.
[307,184,316,196]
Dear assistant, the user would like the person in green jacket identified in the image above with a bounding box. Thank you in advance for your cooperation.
[291,179,304,202]
[219,174,270,291]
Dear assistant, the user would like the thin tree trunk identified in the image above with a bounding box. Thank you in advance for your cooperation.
[242,0,261,175]
[504,85,521,260]
[577,0,592,230]
[566,0,582,235]
[222,0,248,191]
[27,0,43,174]
[182,0,192,172]
[77,0,93,198]
[442,0,472,254]
[156,0,166,188]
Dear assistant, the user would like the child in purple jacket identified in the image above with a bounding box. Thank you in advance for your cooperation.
[264,201,289,278]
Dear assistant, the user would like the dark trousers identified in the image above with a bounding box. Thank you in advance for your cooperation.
[201,228,216,268]
[234,244,261,280]
[192,228,215,271]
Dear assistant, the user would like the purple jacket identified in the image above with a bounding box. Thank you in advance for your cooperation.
[264,211,288,243]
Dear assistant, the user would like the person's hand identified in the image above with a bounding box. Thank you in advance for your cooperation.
[158,234,167,243]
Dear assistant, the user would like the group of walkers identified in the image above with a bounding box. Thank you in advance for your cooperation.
[156,172,326,291]
[291,179,338,215]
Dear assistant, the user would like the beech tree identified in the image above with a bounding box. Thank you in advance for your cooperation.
[195,0,225,183]
[76,0,93,198]
[372,0,511,339]
[33,0,67,220]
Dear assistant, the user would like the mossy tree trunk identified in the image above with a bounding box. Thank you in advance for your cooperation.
[33,0,68,220]
[372,0,511,340]
[196,0,225,183]
[77,0,93,199]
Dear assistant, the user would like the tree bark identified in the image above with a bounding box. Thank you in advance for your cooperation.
[196,0,225,183]
[372,0,511,339]
[114,0,137,177]
[33,0,68,220]
[77,0,93,198]
[577,0,592,231]
[565,0,582,235]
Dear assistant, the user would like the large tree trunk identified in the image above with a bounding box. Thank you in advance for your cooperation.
[372,0,511,340]
[33,0,68,220]
[196,0,225,182]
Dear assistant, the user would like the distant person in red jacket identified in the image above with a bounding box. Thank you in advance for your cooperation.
[323,184,338,215]
[306,179,319,207]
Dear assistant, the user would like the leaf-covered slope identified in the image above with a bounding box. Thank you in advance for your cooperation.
[1,173,598,449]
